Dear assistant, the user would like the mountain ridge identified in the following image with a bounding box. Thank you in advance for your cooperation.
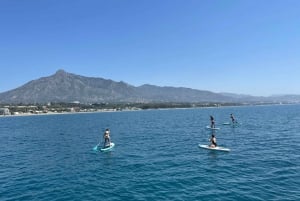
[0,70,300,104]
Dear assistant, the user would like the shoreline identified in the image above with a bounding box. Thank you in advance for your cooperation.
[0,110,125,118]
[0,107,185,118]
[1,103,298,118]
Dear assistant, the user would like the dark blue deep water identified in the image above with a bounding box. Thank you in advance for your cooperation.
[1,105,300,200]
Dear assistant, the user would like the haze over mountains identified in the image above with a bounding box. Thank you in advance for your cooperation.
[0,70,299,104]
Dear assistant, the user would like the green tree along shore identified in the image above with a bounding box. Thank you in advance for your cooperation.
[0,102,282,116]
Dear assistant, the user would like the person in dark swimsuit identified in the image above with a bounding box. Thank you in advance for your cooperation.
[210,134,217,148]
[210,115,215,128]
[230,113,235,124]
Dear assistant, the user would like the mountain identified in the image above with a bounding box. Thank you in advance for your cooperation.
[219,92,266,102]
[0,70,137,104]
[0,70,300,104]
[137,84,233,102]
[0,70,232,104]
[266,94,300,103]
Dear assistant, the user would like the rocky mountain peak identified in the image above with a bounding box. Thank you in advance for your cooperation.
[54,69,69,77]
[56,69,66,74]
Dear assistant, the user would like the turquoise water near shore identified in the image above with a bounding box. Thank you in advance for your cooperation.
[1,105,300,200]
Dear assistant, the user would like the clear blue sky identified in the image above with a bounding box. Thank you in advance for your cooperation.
[1,0,300,96]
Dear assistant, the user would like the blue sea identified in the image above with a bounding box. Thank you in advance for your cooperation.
[1,105,300,201]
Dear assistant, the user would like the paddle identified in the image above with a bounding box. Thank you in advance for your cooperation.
[93,139,103,151]
[93,143,99,151]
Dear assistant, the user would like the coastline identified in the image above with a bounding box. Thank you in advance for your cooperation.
[0,106,147,118]
[1,103,298,118]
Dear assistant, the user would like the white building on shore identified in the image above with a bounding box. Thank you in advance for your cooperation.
[0,108,10,115]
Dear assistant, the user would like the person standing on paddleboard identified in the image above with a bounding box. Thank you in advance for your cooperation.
[230,113,236,124]
[210,134,217,148]
[210,115,215,128]
[103,128,111,147]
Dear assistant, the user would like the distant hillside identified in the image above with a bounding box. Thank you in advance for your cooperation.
[0,70,230,104]
[0,70,139,104]
[137,84,233,102]
[266,94,300,103]
[219,92,266,102]
[0,70,300,104]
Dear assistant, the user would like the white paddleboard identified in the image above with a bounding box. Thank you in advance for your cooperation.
[198,144,230,152]
[206,126,220,130]
[222,122,231,125]
[223,122,240,127]
[100,142,115,152]
[93,142,115,152]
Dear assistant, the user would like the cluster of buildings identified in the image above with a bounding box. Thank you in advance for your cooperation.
[0,105,142,117]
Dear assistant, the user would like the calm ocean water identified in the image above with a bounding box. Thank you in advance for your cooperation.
[1,105,300,201]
